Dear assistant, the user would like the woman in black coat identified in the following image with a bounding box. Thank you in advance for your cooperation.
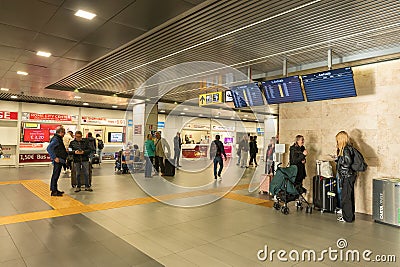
[249,136,258,167]
[289,135,308,186]
[335,131,357,223]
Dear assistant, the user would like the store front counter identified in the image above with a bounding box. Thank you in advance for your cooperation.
[182,144,209,159]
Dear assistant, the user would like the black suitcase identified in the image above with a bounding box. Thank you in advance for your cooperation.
[313,176,337,213]
[163,158,175,176]
[71,162,93,187]
[91,155,100,165]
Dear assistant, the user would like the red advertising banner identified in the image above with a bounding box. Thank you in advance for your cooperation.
[23,129,50,142]
[20,143,44,149]
[29,113,72,122]
[0,111,18,120]
[19,153,51,163]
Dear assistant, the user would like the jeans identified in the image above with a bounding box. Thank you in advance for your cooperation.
[213,156,223,178]
[336,173,342,209]
[237,153,241,165]
[174,149,180,167]
[75,161,90,187]
[50,161,63,192]
[145,156,154,177]
[96,149,103,163]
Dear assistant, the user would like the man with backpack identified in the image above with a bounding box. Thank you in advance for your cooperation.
[96,133,104,163]
[210,135,227,181]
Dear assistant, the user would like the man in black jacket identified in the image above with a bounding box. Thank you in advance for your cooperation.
[69,131,93,192]
[210,135,227,181]
[47,126,68,196]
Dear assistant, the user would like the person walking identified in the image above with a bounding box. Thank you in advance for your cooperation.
[69,131,93,192]
[95,133,104,164]
[86,132,96,162]
[240,135,249,168]
[210,135,227,180]
[154,131,171,176]
[249,136,259,167]
[46,126,68,196]
[173,132,182,168]
[335,131,357,223]
[144,134,156,178]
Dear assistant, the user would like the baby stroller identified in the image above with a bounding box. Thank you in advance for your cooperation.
[115,150,129,174]
[269,164,312,215]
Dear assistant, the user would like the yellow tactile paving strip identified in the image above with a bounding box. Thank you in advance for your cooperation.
[0,179,274,226]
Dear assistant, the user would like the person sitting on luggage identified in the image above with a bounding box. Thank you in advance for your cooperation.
[69,131,93,192]
[132,144,141,162]
[289,134,308,192]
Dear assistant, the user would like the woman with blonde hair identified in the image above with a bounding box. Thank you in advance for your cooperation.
[335,131,356,223]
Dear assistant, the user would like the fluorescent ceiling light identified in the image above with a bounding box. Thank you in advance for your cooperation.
[112,105,118,108]
[183,108,189,111]
[244,114,249,117]
[36,51,51,57]
[230,117,234,119]
[159,110,166,113]
[83,102,89,106]
[17,71,28,76]
[74,96,81,99]
[199,114,204,116]
[215,115,219,118]
[1,88,10,91]
[11,95,18,99]
[49,99,56,103]
[75,10,96,20]
[180,112,185,115]
[243,118,247,121]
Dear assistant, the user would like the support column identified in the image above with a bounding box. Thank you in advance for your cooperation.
[328,48,333,70]
[130,103,158,149]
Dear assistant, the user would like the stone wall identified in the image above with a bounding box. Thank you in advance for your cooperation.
[279,58,400,215]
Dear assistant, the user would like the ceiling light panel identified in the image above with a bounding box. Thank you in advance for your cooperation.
[36,51,51,57]
[75,10,96,20]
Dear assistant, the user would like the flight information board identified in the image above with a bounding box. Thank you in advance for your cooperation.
[230,83,265,108]
[302,67,357,102]
[261,76,304,104]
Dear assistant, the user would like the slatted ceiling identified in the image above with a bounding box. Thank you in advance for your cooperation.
[46,0,400,104]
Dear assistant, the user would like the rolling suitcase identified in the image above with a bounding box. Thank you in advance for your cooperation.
[259,174,272,194]
[91,154,100,165]
[71,162,93,187]
[163,158,175,176]
[313,176,337,213]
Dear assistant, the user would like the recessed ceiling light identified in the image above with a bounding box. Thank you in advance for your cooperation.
[230,117,234,119]
[83,102,89,106]
[17,71,28,76]
[183,108,189,111]
[199,114,204,116]
[180,112,185,115]
[74,96,81,99]
[1,88,10,91]
[74,89,79,93]
[49,99,56,103]
[112,105,118,108]
[159,110,166,113]
[215,115,219,118]
[75,10,96,20]
[243,118,247,121]
[145,98,150,101]
[244,114,249,117]
[174,102,178,105]
[36,51,51,57]
[11,95,18,99]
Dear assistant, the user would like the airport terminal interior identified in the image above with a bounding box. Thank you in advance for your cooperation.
[0,0,400,266]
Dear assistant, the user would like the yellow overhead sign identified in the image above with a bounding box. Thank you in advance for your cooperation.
[199,92,223,106]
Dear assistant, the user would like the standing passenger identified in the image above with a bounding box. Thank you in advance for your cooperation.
[173,132,182,168]
[289,135,308,187]
[69,131,93,192]
[249,136,259,167]
[154,131,171,176]
[96,133,104,163]
[144,134,156,178]
[86,132,96,162]
[240,135,249,168]
[46,126,68,196]
[335,131,357,223]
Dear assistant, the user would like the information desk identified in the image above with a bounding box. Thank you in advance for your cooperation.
[181,144,232,158]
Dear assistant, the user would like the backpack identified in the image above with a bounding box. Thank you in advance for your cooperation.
[351,147,367,172]
[97,139,104,150]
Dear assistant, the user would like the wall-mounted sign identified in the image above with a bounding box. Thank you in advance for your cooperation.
[157,122,165,129]
[81,116,126,126]
[19,153,51,163]
[184,124,210,130]
[212,125,235,132]
[257,127,265,133]
[134,124,142,134]
[224,90,233,102]
[128,119,133,126]
[0,111,18,121]
[25,112,73,122]
[199,92,223,106]
[20,143,44,149]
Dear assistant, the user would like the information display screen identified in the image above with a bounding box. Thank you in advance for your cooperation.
[261,76,304,104]
[302,67,356,102]
[23,129,50,142]
[230,83,265,108]
[108,132,124,143]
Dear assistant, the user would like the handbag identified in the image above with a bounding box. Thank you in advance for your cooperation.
[316,160,333,178]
